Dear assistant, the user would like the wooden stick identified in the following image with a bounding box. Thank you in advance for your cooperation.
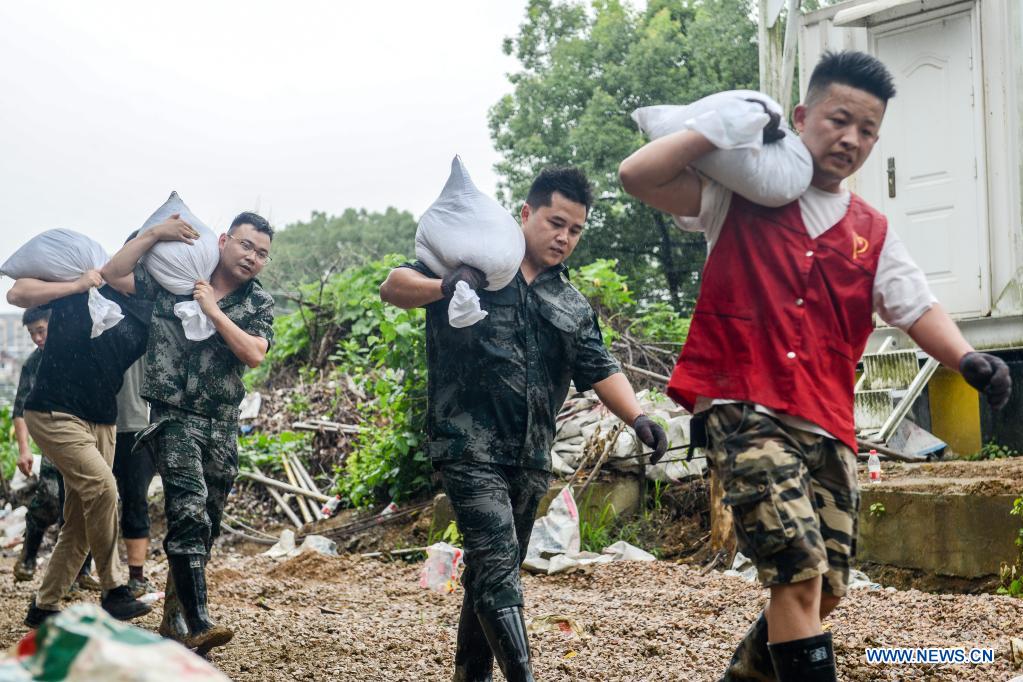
[237,470,331,503]
[621,362,670,383]
[251,467,303,528]
[289,455,325,520]
[281,456,313,524]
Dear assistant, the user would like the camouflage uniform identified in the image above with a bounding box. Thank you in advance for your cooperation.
[13,349,62,535]
[405,261,620,612]
[705,403,859,596]
[132,265,274,557]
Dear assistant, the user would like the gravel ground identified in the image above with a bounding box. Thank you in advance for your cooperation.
[2,552,1022,681]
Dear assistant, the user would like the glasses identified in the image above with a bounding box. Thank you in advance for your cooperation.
[227,234,271,262]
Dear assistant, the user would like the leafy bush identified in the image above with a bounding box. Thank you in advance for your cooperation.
[967,441,1021,461]
[0,405,18,481]
[238,431,313,476]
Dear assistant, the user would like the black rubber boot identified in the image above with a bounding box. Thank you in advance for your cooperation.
[478,606,534,682]
[13,523,43,582]
[768,632,837,682]
[158,569,190,642]
[168,554,233,655]
[101,585,152,621]
[452,592,494,682]
[720,613,776,681]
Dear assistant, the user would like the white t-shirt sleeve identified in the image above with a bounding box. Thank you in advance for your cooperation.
[671,179,733,251]
[873,228,937,331]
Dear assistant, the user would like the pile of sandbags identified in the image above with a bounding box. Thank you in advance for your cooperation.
[0,229,123,338]
[551,389,704,482]
[632,90,813,207]
[137,191,221,341]
[415,155,525,327]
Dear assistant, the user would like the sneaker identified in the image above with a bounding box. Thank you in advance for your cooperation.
[101,586,152,621]
[24,599,60,629]
[13,556,36,582]
[127,576,157,598]
[75,573,102,592]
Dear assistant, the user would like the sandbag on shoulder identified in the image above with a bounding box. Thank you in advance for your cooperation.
[137,191,221,341]
[632,90,813,207]
[0,229,123,338]
[416,156,525,328]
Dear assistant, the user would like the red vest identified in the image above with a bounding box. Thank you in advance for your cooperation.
[667,193,887,450]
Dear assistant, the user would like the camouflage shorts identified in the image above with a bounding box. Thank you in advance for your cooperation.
[706,403,860,596]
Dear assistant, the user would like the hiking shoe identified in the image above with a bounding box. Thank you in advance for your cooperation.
[182,624,234,656]
[101,586,152,621]
[127,576,157,598]
[75,573,102,592]
[13,556,37,582]
[24,599,60,629]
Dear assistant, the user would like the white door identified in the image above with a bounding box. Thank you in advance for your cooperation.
[875,11,986,317]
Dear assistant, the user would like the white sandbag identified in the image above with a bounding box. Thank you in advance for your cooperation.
[0,229,123,338]
[416,156,525,327]
[137,192,220,341]
[631,90,813,207]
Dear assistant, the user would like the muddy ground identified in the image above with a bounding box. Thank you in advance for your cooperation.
[2,549,1022,681]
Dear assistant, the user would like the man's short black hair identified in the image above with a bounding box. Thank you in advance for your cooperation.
[806,50,896,107]
[228,212,274,241]
[526,167,593,215]
[22,306,50,326]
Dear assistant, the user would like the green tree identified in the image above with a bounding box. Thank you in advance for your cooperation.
[490,0,758,312]
[264,208,417,292]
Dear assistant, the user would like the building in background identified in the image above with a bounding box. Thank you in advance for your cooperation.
[0,312,34,407]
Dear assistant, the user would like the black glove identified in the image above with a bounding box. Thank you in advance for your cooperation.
[633,414,669,464]
[440,264,488,298]
[745,98,785,144]
[959,352,1012,410]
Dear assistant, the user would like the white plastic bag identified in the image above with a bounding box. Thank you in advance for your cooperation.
[525,486,580,563]
[0,229,123,338]
[137,192,220,341]
[419,541,464,594]
[632,90,813,207]
[415,156,525,327]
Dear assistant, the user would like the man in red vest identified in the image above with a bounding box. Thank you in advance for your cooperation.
[619,51,1012,681]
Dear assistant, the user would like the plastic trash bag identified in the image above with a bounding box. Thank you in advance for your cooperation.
[419,542,464,594]
[415,156,525,327]
[632,90,813,207]
[525,487,580,564]
[137,192,220,341]
[0,229,123,338]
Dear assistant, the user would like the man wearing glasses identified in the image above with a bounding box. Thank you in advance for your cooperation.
[103,212,275,654]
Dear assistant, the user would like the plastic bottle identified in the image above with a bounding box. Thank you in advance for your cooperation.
[867,449,881,483]
[321,495,341,518]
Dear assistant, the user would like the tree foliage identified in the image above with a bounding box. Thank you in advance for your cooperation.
[489,0,758,312]
[264,208,417,293]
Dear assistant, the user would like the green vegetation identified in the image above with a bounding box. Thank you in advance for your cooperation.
[0,406,18,481]
[263,208,417,293]
[967,441,1022,462]
[868,502,886,518]
[999,496,1023,599]
[238,430,314,477]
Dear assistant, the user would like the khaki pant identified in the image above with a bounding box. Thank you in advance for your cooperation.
[25,410,120,609]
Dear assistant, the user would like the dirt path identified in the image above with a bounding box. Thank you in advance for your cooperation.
[2,551,1022,681]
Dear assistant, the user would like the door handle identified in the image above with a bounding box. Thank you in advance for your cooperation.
[887,157,896,198]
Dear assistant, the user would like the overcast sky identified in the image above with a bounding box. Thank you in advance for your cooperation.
[0,1,528,313]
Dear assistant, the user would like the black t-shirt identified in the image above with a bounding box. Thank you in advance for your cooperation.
[25,286,152,425]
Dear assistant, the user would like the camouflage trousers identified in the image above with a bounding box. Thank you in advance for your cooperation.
[706,403,859,596]
[438,460,551,613]
[25,456,64,538]
[137,403,238,557]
